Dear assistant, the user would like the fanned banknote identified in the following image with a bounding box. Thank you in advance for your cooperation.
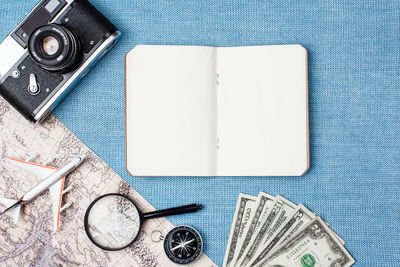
[228,193,274,267]
[237,196,297,266]
[255,217,355,267]
[223,193,354,267]
[222,194,257,267]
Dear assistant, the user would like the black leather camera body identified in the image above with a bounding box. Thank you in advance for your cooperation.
[0,0,121,122]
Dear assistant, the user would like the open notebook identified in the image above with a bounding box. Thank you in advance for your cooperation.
[126,45,309,176]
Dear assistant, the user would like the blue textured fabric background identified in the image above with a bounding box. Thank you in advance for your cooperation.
[1,1,399,266]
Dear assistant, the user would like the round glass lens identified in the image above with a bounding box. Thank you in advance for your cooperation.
[86,195,141,249]
[41,36,60,56]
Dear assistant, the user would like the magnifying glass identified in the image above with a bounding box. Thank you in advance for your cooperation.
[84,194,203,251]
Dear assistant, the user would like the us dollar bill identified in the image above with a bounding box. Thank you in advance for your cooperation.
[236,196,259,256]
[248,204,315,266]
[306,211,345,245]
[255,217,355,267]
[231,193,274,266]
[237,196,297,267]
[260,197,299,246]
[223,194,257,267]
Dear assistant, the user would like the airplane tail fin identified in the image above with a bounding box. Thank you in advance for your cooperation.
[0,198,22,224]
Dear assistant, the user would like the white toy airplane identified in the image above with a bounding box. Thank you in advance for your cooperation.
[0,155,85,232]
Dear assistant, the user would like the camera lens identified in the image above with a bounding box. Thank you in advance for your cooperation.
[28,24,81,73]
[41,36,60,56]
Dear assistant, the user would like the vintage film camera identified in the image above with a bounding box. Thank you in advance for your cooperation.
[0,0,121,122]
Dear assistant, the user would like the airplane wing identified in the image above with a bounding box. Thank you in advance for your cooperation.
[11,206,22,224]
[0,198,21,224]
[5,157,58,180]
[48,178,65,232]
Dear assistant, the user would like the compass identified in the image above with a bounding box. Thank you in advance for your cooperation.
[163,225,203,265]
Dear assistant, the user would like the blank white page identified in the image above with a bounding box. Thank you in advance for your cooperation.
[126,45,217,176]
[217,45,309,176]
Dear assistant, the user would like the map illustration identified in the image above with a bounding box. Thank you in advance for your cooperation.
[0,99,217,267]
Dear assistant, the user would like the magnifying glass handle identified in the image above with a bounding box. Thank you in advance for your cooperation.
[142,204,203,220]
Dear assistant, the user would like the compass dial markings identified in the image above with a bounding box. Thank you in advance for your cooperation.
[164,226,203,264]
